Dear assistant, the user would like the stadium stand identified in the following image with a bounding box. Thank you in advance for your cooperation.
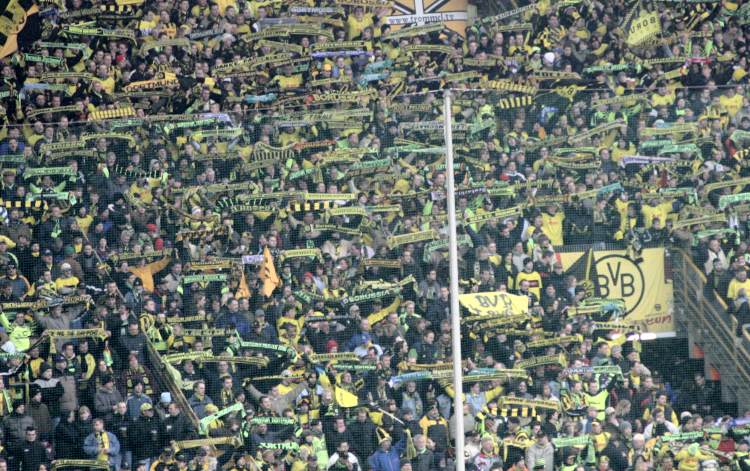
[0,0,748,470]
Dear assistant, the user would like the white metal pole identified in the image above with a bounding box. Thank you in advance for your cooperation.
[443,90,465,471]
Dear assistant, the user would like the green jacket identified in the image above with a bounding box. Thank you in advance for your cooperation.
[0,313,32,352]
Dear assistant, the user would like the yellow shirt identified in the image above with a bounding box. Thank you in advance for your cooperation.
[641,202,672,228]
[719,93,744,118]
[651,91,676,107]
[55,275,80,291]
[541,212,565,246]
[213,0,236,14]
[95,76,115,94]
[346,13,373,40]
[727,278,750,300]
[515,271,542,299]
[674,447,713,471]
[592,431,610,452]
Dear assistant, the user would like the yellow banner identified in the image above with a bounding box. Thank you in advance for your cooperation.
[458,291,529,317]
[627,10,661,47]
[557,248,674,335]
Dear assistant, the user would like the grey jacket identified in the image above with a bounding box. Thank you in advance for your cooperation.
[57,374,79,414]
[3,412,34,446]
[94,386,124,418]
[525,442,555,471]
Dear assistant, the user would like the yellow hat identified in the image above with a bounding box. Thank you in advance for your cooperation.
[377,428,391,444]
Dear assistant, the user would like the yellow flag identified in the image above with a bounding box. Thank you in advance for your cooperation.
[334,387,358,408]
[235,271,251,300]
[258,246,280,297]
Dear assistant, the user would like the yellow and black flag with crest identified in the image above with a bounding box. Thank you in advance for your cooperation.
[0,0,41,59]
[562,248,599,298]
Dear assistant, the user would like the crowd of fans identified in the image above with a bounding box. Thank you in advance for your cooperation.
[0,0,749,470]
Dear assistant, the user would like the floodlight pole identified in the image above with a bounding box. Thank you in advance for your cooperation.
[443,89,465,471]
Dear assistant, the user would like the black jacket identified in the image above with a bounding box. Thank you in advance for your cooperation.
[348,419,378,461]
[75,419,93,458]
[161,412,194,443]
[12,439,47,471]
[54,420,79,460]
[34,379,64,418]
[411,449,435,471]
[107,413,133,452]
[131,415,162,461]
[324,428,355,456]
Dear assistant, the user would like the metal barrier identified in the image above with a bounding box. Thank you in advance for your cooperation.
[672,248,750,411]
[145,341,202,429]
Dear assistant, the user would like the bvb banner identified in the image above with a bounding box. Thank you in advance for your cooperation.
[459,291,529,317]
[557,248,674,336]
[386,0,469,36]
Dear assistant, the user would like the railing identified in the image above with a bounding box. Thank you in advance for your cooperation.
[672,248,750,411]
[145,341,202,429]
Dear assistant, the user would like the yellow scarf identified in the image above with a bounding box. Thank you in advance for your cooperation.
[0,390,11,416]
[97,431,110,461]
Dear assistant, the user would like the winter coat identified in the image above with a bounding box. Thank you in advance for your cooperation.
[32,378,64,418]
[11,439,47,471]
[525,442,554,471]
[131,415,162,461]
[348,419,378,461]
[3,412,35,448]
[53,420,79,459]
[83,431,121,468]
[94,386,124,421]
[27,401,52,438]
[55,374,79,415]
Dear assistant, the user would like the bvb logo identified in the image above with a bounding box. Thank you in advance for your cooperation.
[594,255,645,315]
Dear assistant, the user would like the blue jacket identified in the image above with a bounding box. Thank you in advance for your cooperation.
[125,393,152,420]
[367,440,405,471]
[215,312,252,338]
[83,431,121,468]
